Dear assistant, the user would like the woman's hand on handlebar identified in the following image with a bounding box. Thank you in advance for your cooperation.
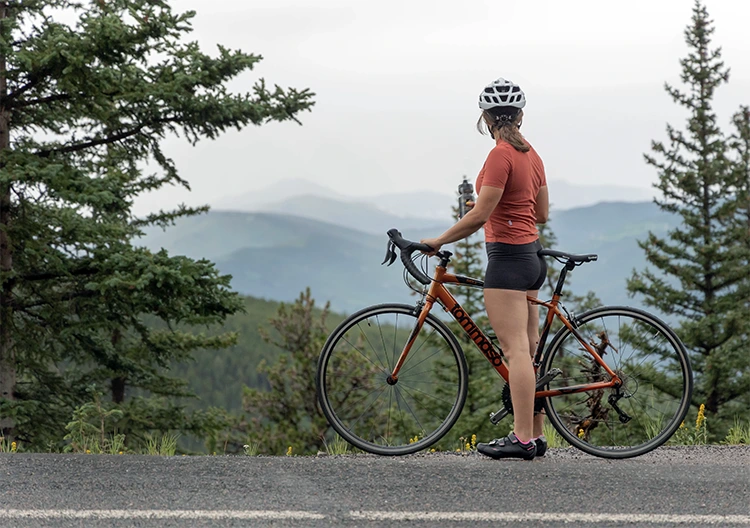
[419,238,442,256]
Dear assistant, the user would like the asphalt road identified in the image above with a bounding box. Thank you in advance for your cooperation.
[1,446,749,527]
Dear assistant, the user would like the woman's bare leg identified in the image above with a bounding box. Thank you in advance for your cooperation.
[484,288,535,442]
[527,289,545,438]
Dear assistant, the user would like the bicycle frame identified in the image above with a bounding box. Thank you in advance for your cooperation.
[389,262,622,399]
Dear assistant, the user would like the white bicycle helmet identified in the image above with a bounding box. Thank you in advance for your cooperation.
[478,78,526,110]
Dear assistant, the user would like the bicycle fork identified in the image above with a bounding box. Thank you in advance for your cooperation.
[386,300,429,385]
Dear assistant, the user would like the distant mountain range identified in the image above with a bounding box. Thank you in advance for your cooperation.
[215,178,654,221]
[139,197,680,315]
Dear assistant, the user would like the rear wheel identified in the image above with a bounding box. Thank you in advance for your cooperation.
[316,303,468,455]
[540,306,692,459]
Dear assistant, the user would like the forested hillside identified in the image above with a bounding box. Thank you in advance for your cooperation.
[170,295,346,413]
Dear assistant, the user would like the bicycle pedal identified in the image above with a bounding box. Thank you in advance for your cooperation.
[489,408,509,425]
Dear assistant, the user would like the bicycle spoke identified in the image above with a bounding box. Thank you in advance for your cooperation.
[356,321,389,372]
[400,328,443,373]
[334,383,388,420]
[386,388,393,442]
[393,384,427,439]
[375,315,392,371]
[347,385,390,430]
[396,382,461,410]
[392,313,399,374]
[341,334,388,373]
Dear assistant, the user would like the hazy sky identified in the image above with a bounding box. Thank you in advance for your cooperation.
[136,0,750,215]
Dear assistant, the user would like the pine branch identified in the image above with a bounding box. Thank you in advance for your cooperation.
[1,76,44,104]
[14,289,97,310]
[10,92,72,110]
[35,118,170,158]
[21,264,97,282]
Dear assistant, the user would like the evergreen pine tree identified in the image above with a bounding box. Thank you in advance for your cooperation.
[626,1,750,430]
[725,106,750,415]
[0,0,313,447]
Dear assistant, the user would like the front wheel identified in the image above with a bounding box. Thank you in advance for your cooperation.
[316,303,468,455]
[540,306,692,459]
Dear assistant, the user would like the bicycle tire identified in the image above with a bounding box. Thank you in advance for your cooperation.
[540,306,693,459]
[316,303,468,456]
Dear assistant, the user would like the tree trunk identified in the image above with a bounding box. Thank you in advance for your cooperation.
[110,329,125,403]
[111,377,126,404]
[0,1,15,439]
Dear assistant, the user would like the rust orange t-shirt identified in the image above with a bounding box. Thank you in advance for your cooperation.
[475,139,547,245]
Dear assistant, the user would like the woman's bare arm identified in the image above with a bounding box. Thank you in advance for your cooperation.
[535,185,549,224]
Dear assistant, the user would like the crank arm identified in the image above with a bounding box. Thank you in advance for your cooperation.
[489,408,509,425]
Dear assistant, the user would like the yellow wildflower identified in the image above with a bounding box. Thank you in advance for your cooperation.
[471,434,477,450]
[429,449,436,453]
[465,443,471,451]
[695,404,706,430]
[11,441,17,453]
[286,446,293,456]
[85,449,91,454]
[577,429,585,439]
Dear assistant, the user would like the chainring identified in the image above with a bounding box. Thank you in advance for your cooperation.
[501,382,545,415]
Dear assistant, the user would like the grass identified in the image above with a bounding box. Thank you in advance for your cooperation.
[542,423,567,448]
[643,415,666,441]
[145,433,180,456]
[243,442,260,456]
[323,435,350,455]
[723,417,750,445]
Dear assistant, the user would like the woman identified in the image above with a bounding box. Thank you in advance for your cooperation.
[421,77,549,460]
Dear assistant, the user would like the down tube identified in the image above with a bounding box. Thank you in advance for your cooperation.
[436,285,509,379]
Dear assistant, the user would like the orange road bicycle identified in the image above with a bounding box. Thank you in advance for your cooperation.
[316,229,693,459]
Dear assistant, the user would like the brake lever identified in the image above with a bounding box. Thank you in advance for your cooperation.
[381,241,397,266]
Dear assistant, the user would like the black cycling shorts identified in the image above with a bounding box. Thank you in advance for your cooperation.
[484,239,547,291]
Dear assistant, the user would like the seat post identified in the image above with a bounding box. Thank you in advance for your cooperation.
[553,260,575,297]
